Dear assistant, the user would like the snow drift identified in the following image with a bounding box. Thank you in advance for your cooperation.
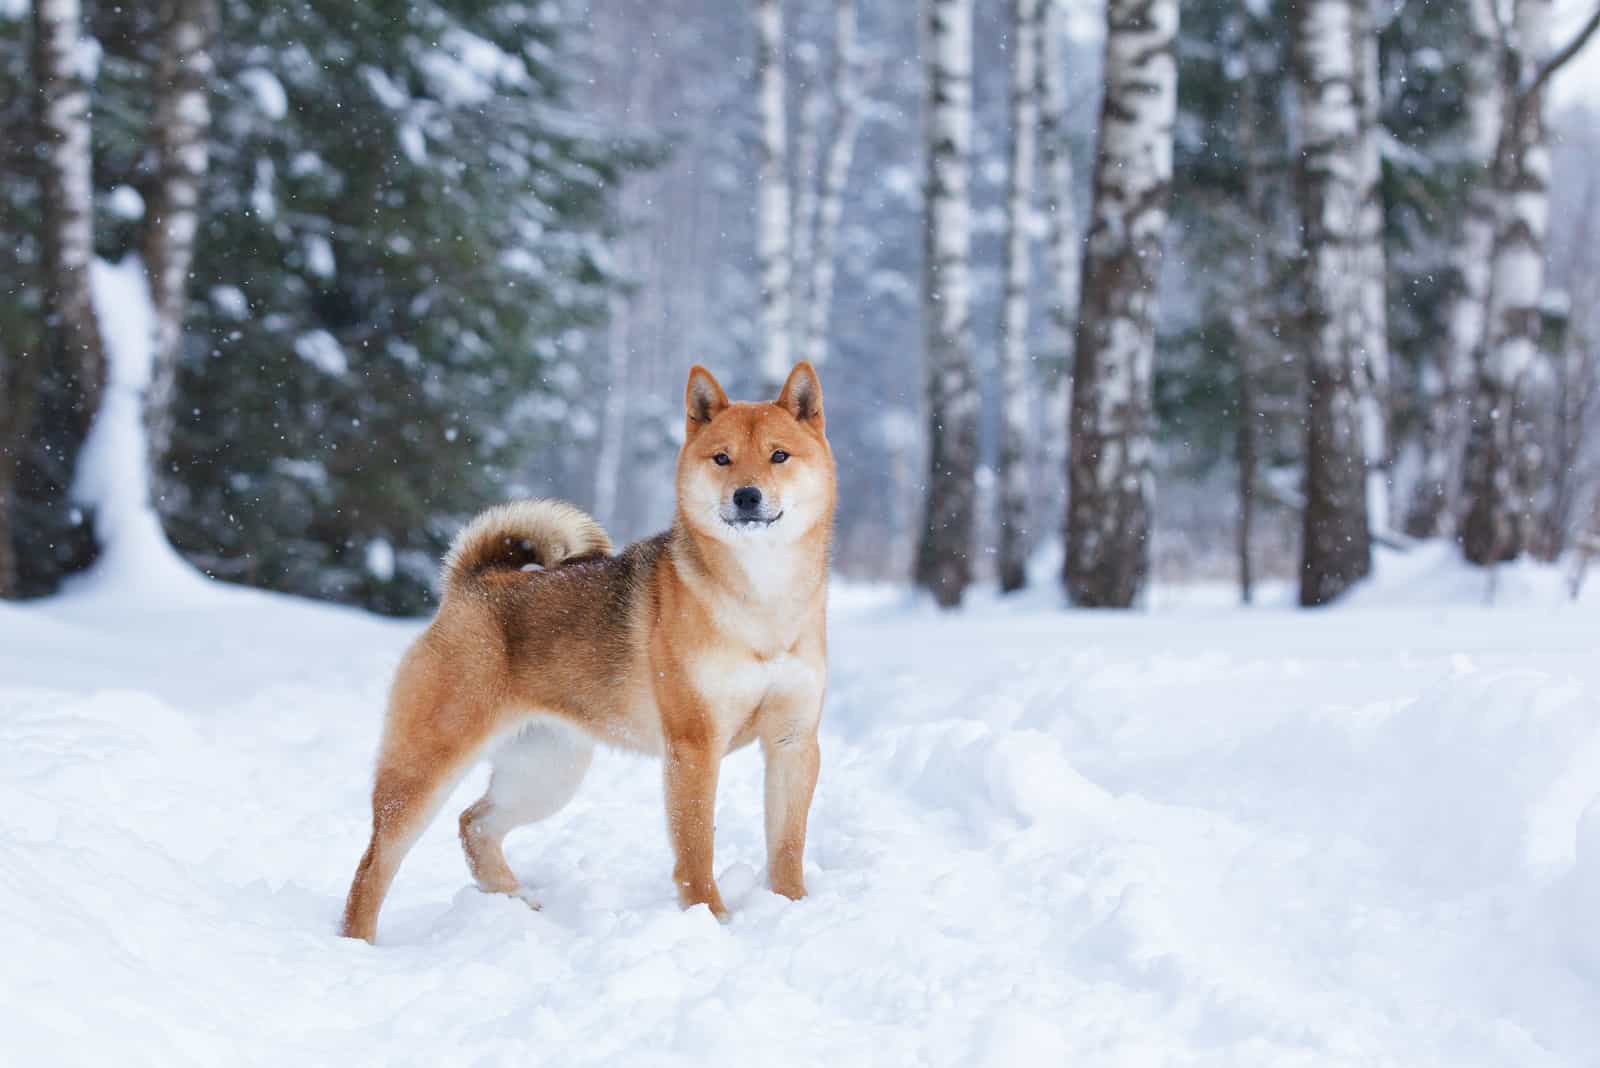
[2,551,1599,1065]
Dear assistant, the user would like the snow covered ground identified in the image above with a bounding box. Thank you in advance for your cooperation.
[4,546,1600,1066]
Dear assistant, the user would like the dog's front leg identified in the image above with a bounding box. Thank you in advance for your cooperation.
[760,700,821,901]
[663,722,729,921]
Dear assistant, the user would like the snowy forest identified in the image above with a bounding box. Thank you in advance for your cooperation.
[2,0,1600,612]
[12,3,1600,1062]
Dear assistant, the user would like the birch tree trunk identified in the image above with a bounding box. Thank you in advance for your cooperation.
[1458,0,1556,564]
[1062,0,1177,608]
[755,0,793,393]
[0,355,17,595]
[791,47,821,364]
[1350,0,1391,532]
[913,0,978,608]
[593,285,631,530]
[802,0,863,366]
[1292,0,1376,606]
[1404,0,1501,537]
[996,0,1039,594]
[1036,0,1078,536]
[1232,47,1269,607]
[32,0,105,450]
[144,0,216,503]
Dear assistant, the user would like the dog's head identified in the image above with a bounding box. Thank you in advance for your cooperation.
[676,362,834,545]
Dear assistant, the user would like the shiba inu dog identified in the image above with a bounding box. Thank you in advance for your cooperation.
[340,362,834,942]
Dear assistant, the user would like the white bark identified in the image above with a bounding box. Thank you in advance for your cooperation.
[1461,0,1556,563]
[755,0,793,393]
[145,0,216,493]
[802,0,864,366]
[1035,0,1078,542]
[1063,0,1177,608]
[791,43,822,362]
[593,285,631,530]
[1406,0,1501,536]
[1350,0,1390,532]
[1292,0,1376,604]
[913,0,978,608]
[32,0,105,422]
[996,0,1039,594]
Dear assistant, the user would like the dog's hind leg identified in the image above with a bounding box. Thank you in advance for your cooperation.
[459,719,593,907]
[341,654,498,943]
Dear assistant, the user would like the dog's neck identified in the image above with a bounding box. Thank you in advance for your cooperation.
[668,512,829,612]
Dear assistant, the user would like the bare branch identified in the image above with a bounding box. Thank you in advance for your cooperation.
[1520,3,1600,104]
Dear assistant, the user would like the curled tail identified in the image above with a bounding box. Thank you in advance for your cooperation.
[442,499,613,595]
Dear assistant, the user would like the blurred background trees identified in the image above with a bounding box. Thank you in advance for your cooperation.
[1,0,1598,614]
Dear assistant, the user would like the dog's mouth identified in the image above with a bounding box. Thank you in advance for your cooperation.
[722,510,783,529]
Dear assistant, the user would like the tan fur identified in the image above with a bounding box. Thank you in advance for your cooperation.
[341,362,835,942]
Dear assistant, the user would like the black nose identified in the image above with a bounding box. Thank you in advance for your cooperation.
[733,486,762,512]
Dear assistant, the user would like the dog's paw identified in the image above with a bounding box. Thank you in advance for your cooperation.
[508,886,543,911]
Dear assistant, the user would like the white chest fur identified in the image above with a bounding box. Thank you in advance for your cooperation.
[691,648,821,729]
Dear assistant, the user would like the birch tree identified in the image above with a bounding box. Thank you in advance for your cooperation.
[1063,0,1177,608]
[755,0,793,392]
[0,335,20,597]
[144,0,216,499]
[1350,0,1390,532]
[1404,0,1502,536]
[801,0,863,366]
[32,0,105,460]
[1458,0,1600,564]
[1035,0,1079,530]
[913,0,978,608]
[1291,0,1384,606]
[996,0,1040,594]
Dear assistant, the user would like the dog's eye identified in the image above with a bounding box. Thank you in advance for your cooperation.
[713,452,731,466]
[771,450,789,464]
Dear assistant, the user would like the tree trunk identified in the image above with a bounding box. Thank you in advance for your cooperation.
[1459,0,1554,565]
[1404,0,1500,537]
[791,47,821,365]
[802,0,863,367]
[996,0,1039,594]
[143,0,216,508]
[593,285,631,530]
[1062,0,1177,608]
[913,0,977,609]
[0,382,16,597]
[755,0,793,393]
[1350,0,1390,532]
[1292,0,1375,606]
[1035,0,1078,541]
[1232,45,1268,608]
[32,0,105,456]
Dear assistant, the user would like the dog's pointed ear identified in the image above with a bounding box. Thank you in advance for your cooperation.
[685,365,729,431]
[777,361,824,428]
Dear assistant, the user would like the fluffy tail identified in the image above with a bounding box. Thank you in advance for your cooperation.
[442,499,613,595]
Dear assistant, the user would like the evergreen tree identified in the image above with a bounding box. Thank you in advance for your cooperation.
[152,0,642,613]
[1166,0,1300,601]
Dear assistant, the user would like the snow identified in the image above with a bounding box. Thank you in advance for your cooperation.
[418,29,527,107]
[304,233,336,280]
[294,328,349,376]
[74,257,210,600]
[107,184,144,220]
[4,545,1600,1064]
[365,538,396,582]
[237,67,287,121]
[208,283,248,320]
